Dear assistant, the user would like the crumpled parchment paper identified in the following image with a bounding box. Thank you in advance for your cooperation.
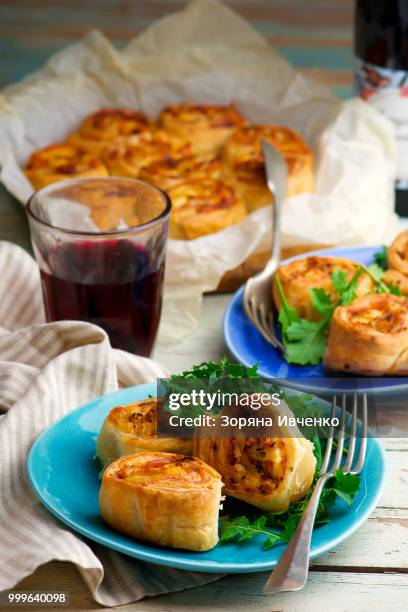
[0,0,399,343]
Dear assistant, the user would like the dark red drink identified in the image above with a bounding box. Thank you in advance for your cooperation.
[40,239,165,356]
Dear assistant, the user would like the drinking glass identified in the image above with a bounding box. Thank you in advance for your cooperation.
[27,177,171,357]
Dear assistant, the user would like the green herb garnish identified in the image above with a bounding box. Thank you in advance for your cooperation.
[220,515,282,550]
[220,436,361,550]
[275,267,363,366]
[374,245,388,270]
[276,250,401,365]
[275,275,329,366]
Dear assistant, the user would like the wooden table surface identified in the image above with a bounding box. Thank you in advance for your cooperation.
[1,1,407,610]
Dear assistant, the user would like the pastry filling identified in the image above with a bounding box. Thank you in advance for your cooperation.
[113,455,216,487]
[348,301,408,334]
[223,438,288,494]
[114,402,157,437]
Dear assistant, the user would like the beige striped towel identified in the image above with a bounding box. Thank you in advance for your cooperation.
[0,241,223,606]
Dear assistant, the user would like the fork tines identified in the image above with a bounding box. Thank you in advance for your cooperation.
[321,393,368,476]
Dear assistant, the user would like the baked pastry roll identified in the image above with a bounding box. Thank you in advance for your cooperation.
[168,179,247,240]
[102,131,191,179]
[388,229,408,276]
[158,103,247,155]
[99,452,223,551]
[324,293,408,375]
[139,154,222,192]
[273,256,373,321]
[25,144,108,190]
[67,108,152,156]
[222,125,314,211]
[384,270,408,295]
[194,403,315,512]
[97,398,193,466]
[55,177,166,232]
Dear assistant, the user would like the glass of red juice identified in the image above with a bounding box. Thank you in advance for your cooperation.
[27,177,171,357]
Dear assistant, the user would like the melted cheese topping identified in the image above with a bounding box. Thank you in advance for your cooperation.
[140,155,222,190]
[160,103,247,129]
[112,453,220,489]
[278,256,360,292]
[223,125,312,177]
[347,294,408,334]
[168,179,238,214]
[103,131,192,175]
[79,108,152,141]
[26,144,107,177]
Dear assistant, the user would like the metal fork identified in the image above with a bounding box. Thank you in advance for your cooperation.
[243,140,287,353]
[263,393,368,594]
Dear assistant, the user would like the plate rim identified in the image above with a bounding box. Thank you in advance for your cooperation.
[223,245,408,394]
[27,383,387,573]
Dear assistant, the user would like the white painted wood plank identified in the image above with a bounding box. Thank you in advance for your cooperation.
[14,561,408,612]
[117,572,408,612]
[377,450,408,509]
[383,438,408,451]
[311,508,408,569]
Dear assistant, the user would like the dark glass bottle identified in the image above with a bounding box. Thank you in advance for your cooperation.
[354,0,408,215]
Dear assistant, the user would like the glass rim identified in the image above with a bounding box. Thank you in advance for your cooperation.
[26,176,172,237]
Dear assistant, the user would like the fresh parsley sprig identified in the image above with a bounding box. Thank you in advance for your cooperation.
[275,267,363,366]
[374,245,388,270]
[275,275,330,366]
[220,515,283,550]
[161,356,270,417]
[276,253,403,366]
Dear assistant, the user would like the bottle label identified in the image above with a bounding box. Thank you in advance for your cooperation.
[354,55,408,187]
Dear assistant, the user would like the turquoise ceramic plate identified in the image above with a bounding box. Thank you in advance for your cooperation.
[27,383,386,573]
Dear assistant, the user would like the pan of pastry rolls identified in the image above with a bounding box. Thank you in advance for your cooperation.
[23,103,317,290]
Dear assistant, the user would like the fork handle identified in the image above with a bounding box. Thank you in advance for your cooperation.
[263,473,330,594]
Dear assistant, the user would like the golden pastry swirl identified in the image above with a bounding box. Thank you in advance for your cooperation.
[159,103,248,154]
[67,108,152,155]
[102,131,191,179]
[223,125,312,172]
[273,256,373,321]
[139,154,222,192]
[388,229,408,277]
[222,125,314,204]
[99,452,223,551]
[97,398,193,466]
[194,430,315,512]
[54,178,166,232]
[168,179,247,240]
[383,270,408,295]
[324,293,408,375]
[25,144,109,190]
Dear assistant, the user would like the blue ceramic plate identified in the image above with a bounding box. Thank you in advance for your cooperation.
[27,383,386,573]
[224,246,408,394]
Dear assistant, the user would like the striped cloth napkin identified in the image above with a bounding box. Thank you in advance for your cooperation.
[0,241,222,606]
